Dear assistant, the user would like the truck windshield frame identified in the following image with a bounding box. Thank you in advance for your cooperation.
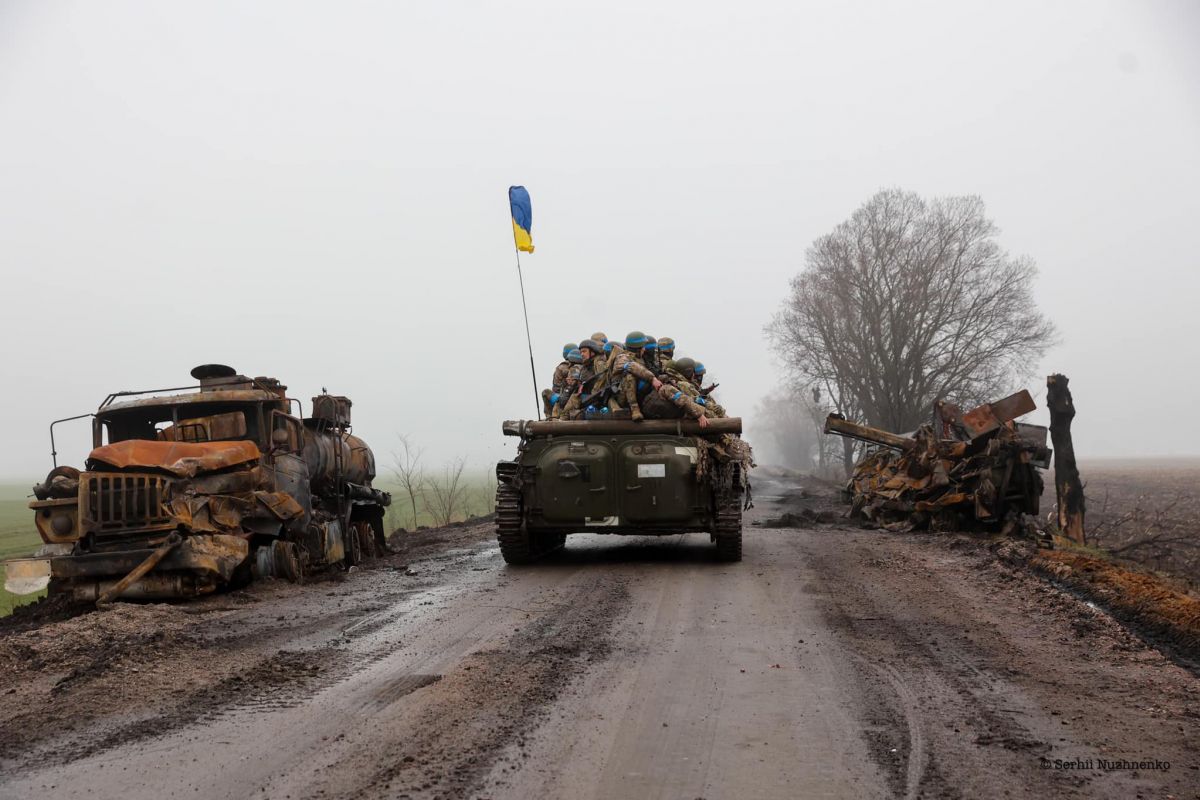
[95,401,266,449]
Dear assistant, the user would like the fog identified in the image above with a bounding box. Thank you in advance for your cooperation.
[1,0,1197,480]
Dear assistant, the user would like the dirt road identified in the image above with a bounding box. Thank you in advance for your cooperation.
[1,473,1197,799]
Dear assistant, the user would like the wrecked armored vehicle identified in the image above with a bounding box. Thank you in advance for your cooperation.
[5,365,390,602]
[495,418,752,563]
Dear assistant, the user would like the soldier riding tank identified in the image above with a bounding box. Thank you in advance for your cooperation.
[494,417,751,563]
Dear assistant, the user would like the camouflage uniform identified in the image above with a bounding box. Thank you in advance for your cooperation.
[641,377,707,420]
[691,363,726,418]
[555,365,585,419]
[662,364,720,419]
[541,360,572,418]
[608,348,658,419]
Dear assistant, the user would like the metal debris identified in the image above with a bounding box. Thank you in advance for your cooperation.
[824,391,1051,535]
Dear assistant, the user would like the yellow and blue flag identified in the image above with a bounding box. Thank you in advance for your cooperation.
[509,185,535,253]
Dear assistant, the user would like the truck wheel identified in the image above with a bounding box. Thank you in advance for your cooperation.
[714,498,743,562]
[496,483,533,564]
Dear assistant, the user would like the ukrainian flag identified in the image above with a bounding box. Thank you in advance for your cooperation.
[509,185,535,253]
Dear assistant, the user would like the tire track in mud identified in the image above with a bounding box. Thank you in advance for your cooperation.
[311,572,633,800]
[805,531,1155,799]
[0,583,461,772]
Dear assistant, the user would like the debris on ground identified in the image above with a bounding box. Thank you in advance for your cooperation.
[754,508,839,528]
[825,390,1051,536]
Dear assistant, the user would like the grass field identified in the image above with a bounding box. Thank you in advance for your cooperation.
[0,482,44,616]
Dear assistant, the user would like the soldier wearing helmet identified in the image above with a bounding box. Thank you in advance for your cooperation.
[690,361,726,418]
[542,342,580,418]
[607,331,662,421]
[642,336,661,373]
[657,337,675,361]
[560,339,604,420]
[551,348,585,419]
[641,358,710,428]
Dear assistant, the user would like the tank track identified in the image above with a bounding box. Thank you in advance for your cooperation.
[714,493,743,562]
[496,482,532,564]
[496,481,565,565]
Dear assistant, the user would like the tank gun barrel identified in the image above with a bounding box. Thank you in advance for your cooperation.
[822,414,915,451]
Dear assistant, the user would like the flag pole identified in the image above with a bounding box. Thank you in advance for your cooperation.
[513,247,542,420]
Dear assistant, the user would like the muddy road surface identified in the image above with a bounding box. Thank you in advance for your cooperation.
[1,473,1198,799]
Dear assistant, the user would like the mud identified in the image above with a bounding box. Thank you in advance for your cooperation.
[0,475,1197,799]
[1027,549,1200,664]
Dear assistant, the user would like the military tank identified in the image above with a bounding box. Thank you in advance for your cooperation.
[5,365,391,602]
[495,418,750,563]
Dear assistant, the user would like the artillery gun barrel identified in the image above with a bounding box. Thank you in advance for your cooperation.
[823,414,915,451]
[504,418,742,437]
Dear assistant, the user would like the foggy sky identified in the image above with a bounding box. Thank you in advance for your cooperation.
[1,0,1198,480]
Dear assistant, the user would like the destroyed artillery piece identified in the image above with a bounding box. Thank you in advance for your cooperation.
[4,365,391,603]
[823,390,1051,534]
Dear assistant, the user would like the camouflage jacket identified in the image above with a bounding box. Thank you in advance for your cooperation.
[550,361,571,392]
[609,349,657,384]
[653,380,706,420]
[555,365,583,410]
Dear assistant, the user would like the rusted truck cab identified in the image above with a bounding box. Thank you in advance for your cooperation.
[7,365,390,602]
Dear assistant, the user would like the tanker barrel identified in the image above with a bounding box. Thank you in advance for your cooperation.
[345,482,391,506]
[503,418,742,437]
[823,414,915,452]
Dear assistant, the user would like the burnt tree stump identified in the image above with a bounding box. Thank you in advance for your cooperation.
[1047,373,1085,544]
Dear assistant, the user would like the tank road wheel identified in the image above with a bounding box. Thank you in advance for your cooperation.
[496,483,533,565]
[714,495,743,563]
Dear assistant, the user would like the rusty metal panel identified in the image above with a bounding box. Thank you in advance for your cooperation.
[960,390,1036,439]
[88,439,261,476]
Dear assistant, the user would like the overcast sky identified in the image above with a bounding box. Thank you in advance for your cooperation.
[1,0,1197,479]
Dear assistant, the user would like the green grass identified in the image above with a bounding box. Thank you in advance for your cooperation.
[0,482,45,616]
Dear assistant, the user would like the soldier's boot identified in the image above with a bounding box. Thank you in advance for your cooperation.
[619,375,644,420]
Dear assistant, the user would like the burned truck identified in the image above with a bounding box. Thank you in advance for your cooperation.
[4,365,390,602]
[495,418,752,563]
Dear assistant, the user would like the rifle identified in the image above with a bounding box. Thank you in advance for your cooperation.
[699,382,720,398]
[575,368,612,409]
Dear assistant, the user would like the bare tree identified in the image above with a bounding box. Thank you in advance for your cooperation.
[426,457,469,527]
[390,434,426,531]
[767,189,1057,438]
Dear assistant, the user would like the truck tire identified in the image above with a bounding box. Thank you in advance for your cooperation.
[496,482,533,564]
[714,497,743,562]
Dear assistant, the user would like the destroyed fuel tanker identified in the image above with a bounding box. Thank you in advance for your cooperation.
[4,365,391,602]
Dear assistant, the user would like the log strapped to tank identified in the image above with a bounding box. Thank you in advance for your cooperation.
[503,418,742,438]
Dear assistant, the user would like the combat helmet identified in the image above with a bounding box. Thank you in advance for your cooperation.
[624,330,648,350]
[591,331,608,344]
[673,357,696,377]
[658,337,675,356]
[644,335,658,352]
[566,348,584,364]
[694,361,706,378]
[563,342,578,359]
[578,339,603,356]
